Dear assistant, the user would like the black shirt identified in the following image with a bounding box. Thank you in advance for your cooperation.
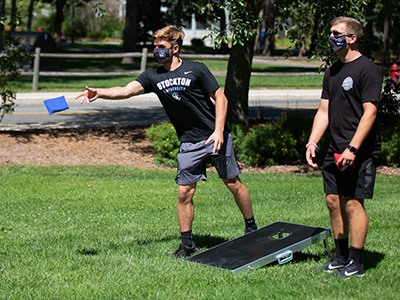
[136,60,224,142]
[321,55,382,158]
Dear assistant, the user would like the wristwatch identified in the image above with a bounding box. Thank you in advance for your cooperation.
[347,145,358,155]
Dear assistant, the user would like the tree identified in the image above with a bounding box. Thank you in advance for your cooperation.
[198,0,262,125]
[54,0,67,47]
[0,5,33,124]
[0,0,5,33]
[275,0,362,67]
[262,0,276,57]
[123,0,137,55]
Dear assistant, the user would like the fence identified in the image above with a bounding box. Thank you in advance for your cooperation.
[23,48,317,91]
[25,48,231,91]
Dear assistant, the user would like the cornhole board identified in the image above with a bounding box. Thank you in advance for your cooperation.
[184,221,331,274]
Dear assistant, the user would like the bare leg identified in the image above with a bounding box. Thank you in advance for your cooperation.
[326,194,349,239]
[346,199,368,248]
[222,175,254,219]
[177,183,197,232]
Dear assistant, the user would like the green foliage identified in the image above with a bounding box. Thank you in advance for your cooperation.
[378,77,400,167]
[378,77,400,124]
[381,131,400,167]
[275,0,370,67]
[0,32,33,123]
[231,112,330,166]
[234,120,298,166]
[196,0,261,49]
[146,121,180,167]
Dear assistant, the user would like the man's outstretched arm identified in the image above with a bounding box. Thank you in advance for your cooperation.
[76,81,145,104]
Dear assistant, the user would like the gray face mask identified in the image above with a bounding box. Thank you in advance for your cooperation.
[328,35,347,53]
[153,47,170,63]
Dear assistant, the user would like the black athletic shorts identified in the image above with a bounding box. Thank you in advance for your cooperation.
[175,132,241,185]
[322,153,377,199]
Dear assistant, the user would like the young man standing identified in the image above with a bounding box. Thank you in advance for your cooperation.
[306,17,382,278]
[76,25,258,259]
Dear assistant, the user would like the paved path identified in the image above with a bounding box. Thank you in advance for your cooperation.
[0,89,321,131]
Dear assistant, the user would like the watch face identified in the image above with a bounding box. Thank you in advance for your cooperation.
[348,146,357,154]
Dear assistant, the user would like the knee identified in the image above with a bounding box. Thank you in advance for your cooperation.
[178,184,196,204]
[223,176,243,194]
[325,194,340,211]
[345,199,364,215]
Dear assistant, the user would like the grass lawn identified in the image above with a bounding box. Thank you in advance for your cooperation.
[0,165,399,299]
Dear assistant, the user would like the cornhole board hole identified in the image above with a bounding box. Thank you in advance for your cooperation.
[184,221,331,274]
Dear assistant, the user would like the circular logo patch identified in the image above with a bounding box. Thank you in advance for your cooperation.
[342,76,353,91]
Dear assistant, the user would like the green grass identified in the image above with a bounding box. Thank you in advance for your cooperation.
[1,165,399,299]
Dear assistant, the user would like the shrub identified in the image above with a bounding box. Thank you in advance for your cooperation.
[234,120,298,166]
[145,121,180,167]
[378,77,400,125]
[381,131,400,167]
[145,114,398,168]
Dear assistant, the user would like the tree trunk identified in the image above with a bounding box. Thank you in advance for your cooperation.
[11,0,17,32]
[383,11,390,65]
[262,0,275,57]
[225,36,256,125]
[70,0,75,44]
[27,0,34,31]
[363,19,373,59]
[54,0,67,48]
[218,0,229,54]
[309,17,319,54]
[0,0,5,33]
[123,0,138,64]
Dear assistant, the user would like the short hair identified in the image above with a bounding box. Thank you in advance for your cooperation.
[331,16,363,44]
[152,25,185,51]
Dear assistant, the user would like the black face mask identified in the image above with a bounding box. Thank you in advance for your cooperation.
[153,47,170,63]
[328,35,347,53]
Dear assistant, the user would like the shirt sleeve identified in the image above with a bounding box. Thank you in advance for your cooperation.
[196,63,220,94]
[135,70,154,94]
[360,67,383,103]
[321,68,330,99]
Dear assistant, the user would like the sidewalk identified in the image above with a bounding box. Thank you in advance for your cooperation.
[0,89,321,131]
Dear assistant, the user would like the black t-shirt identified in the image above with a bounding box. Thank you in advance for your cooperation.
[136,60,224,142]
[321,55,382,158]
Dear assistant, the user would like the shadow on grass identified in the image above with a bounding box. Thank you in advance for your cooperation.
[194,234,229,249]
[289,249,385,271]
[363,250,385,270]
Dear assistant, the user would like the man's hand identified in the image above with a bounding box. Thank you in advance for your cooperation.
[336,148,356,169]
[205,131,224,153]
[306,144,318,168]
[75,86,99,104]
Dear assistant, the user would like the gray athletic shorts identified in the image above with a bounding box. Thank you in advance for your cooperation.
[322,153,377,199]
[175,132,241,185]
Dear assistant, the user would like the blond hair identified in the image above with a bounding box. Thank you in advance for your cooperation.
[152,25,185,51]
[331,16,363,45]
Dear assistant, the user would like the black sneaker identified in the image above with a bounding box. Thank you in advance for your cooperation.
[244,225,258,234]
[311,256,346,272]
[327,260,365,278]
[174,242,199,259]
